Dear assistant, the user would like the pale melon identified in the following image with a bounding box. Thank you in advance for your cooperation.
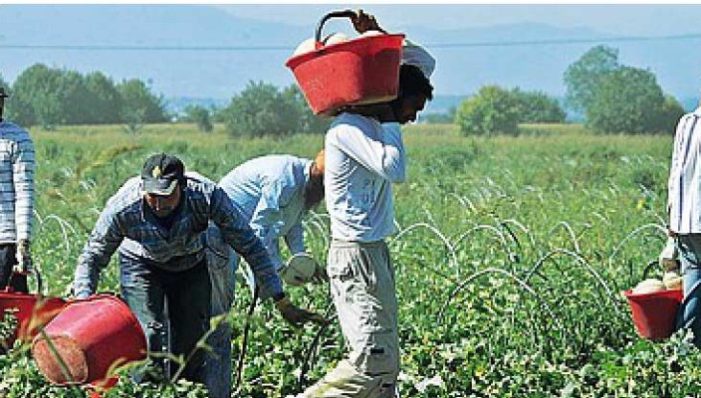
[293,38,316,56]
[633,278,666,294]
[323,32,349,46]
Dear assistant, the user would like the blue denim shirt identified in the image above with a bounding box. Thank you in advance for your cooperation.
[73,174,283,299]
[209,155,311,272]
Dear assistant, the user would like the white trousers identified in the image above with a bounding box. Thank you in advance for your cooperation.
[298,240,399,398]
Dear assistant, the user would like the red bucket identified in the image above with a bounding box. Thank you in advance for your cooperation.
[624,289,683,340]
[285,11,404,115]
[0,271,66,349]
[31,294,147,385]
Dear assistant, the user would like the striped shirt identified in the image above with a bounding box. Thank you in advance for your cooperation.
[668,105,701,233]
[73,174,282,299]
[325,113,406,242]
[0,121,34,243]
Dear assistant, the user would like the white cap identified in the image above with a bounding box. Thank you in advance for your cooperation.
[402,39,435,79]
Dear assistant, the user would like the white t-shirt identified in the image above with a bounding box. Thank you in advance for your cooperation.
[324,113,406,242]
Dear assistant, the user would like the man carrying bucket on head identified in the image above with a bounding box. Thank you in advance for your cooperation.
[667,98,701,347]
[204,152,327,398]
[0,87,34,294]
[72,153,325,387]
[295,11,435,398]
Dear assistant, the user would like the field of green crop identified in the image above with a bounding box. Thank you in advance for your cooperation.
[2,122,701,397]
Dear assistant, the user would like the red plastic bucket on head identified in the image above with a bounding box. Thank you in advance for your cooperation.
[0,271,66,349]
[624,288,683,340]
[31,294,147,385]
[285,10,404,115]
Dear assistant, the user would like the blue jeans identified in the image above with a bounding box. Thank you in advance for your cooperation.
[676,235,701,347]
[204,241,239,398]
[119,254,211,383]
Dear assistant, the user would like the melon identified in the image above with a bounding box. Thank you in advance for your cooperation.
[323,32,349,46]
[360,30,384,37]
[292,38,316,56]
[632,278,666,294]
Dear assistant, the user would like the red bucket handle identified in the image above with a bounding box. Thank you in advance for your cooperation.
[314,10,388,44]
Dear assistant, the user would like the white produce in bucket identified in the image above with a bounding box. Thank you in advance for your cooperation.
[280,253,319,286]
[324,32,349,45]
[293,38,317,56]
[633,278,666,294]
[292,32,349,57]
[360,30,384,37]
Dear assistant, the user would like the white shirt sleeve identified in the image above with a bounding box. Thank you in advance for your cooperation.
[328,121,406,183]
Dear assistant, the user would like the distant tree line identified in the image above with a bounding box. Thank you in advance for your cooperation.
[455,86,566,136]
[8,50,681,138]
[450,44,685,136]
[217,82,330,137]
[1,65,330,137]
[564,45,685,134]
[2,64,168,129]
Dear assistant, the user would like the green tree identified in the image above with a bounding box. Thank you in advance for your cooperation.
[510,88,566,123]
[84,72,123,124]
[564,45,620,113]
[183,105,213,133]
[455,85,520,136]
[221,81,300,137]
[57,70,92,125]
[117,79,167,125]
[8,64,63,128]
[651,95,686,134]
[586,66,666,134]
[0,73,8,93]
[282,85,330,134]
[0,73,9,120]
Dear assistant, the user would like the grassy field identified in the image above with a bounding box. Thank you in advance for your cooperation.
[2,122,700,397]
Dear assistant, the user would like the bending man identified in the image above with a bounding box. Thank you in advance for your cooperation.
[205,152,326,398]
[73,153,323,389]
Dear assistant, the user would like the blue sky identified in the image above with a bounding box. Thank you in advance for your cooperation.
[219,4,701,36]
[1,4,700,104]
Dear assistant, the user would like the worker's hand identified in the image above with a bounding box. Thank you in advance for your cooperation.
[350,9,385,34]
[275,296,327,327]
[13,239,32,275]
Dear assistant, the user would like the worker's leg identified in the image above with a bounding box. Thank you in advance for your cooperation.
[204,245,239,398]
[677,234,701,347]
[167,259,212,384]
[0,243,27,292]
[298,240,399,398]
[119,255,168,380]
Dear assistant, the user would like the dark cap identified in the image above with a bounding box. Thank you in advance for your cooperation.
[0,87,8,98]
[141,153,185,195]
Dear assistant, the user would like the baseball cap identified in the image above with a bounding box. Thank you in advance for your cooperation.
[141,153,185,195]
